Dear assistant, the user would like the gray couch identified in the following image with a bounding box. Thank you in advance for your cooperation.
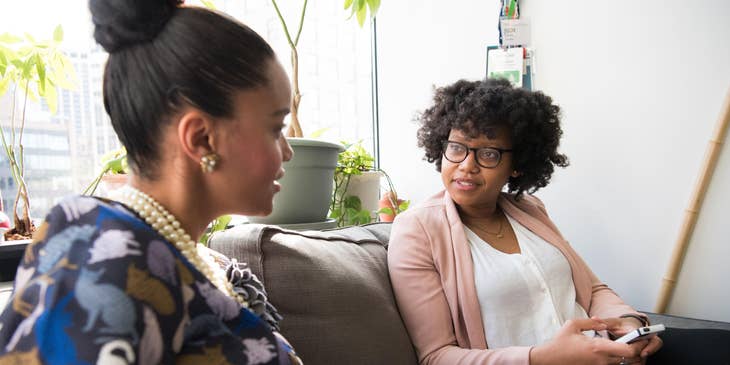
[209,222,730,365]
[210,222,418,365]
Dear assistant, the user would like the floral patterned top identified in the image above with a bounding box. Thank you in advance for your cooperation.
[0,196,298,364]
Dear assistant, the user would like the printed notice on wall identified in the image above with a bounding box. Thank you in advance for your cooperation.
[487,47,524,87]
[500,18,531,47]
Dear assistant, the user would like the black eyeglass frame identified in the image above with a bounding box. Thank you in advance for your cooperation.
[441,140,513,169]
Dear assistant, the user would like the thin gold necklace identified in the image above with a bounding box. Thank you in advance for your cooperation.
[469,213,505,239]
[113,185,248,307]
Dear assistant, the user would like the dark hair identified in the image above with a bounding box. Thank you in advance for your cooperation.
[416,78,568,198]
[89,0,276,178]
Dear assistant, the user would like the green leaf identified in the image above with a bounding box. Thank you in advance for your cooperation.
[308,127,329,139]
[0,46,9,62]
[105,155,127,174]
[200,0,217,10]
[357,6,367,26]
[35,54,46,94]
[10,58,24,69]
[21,56,35,79]
[0,76,10,96]
[329,206,342,220]
[211,215,231,231]
[355,210,372,225]
[398,200,410,212]
[343,195,362,210]
[343,0,379,27]
[0,33,23,43]
[367,0,381,15]
[53,54,78,89]
[44,82,58,114]
[53,25,64,42]
[377,207,393,215]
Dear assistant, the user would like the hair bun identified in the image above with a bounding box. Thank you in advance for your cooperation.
[89,0,184,53]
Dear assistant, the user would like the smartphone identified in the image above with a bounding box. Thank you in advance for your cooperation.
[614,324,666,344]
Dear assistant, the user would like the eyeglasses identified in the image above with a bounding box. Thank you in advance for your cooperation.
[442,140,513,168]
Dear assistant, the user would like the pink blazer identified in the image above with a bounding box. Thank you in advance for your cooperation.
[388,191,642,365]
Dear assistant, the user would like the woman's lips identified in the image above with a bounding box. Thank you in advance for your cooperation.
[273,170,285,193]
[454,178,478,191]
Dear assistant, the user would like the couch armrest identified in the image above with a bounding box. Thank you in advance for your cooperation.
[646,312,730,330]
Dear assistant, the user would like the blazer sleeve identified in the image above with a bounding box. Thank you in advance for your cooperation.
[388,212,531,365]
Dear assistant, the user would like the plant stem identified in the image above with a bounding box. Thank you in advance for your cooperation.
[82,168,107,196]
[332,174,353,226]
[19,80,28,173]
[287,48,303,137]
[9,85,33,235]
[293,0,308,47]
[271,1,294,48]
[10,84,17,149]
[271,0,307,138]
[379,169,400,210]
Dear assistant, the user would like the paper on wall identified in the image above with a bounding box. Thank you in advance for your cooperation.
[487,47,524,87]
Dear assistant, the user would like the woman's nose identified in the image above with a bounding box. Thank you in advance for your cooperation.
[280,135,294,162]
[458,150,479,172]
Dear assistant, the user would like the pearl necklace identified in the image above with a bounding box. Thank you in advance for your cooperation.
[113,185,248,307]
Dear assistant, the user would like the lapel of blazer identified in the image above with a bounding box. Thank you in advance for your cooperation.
[442,191,488,349]
[498,193,592,311]
[498,194,566,245]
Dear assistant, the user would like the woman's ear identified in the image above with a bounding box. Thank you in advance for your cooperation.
[177,109,217,164]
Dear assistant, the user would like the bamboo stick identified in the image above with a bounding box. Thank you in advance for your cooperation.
[654,87,730,313]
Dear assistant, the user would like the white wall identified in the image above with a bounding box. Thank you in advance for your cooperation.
[377,1,502,202]
[377,0,730,321]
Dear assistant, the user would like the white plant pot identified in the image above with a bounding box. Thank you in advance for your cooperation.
[97,174,129,198]
[344,171,382,214]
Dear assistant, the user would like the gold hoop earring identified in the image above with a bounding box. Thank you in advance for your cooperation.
[200,153,220,173]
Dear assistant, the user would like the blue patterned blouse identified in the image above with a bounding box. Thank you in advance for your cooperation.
[0,196,298,364]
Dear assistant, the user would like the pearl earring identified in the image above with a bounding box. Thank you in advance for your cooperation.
[200,153,220,173]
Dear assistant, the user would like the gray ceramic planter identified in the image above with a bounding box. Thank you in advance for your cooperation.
[249,138,344,225]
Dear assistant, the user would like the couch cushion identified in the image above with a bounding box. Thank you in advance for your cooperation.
[209,222,417,365]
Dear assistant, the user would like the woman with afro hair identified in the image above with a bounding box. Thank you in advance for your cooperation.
[387,78,663,365]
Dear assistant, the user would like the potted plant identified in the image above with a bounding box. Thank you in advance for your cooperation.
[249,0,382,225]
[82,147,128,197]
[377,170,409,222]
[330,140,408,227]
[330,141,378,226]
[0,26,76,240]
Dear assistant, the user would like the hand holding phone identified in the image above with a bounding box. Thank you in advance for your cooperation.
[614,324,665,344]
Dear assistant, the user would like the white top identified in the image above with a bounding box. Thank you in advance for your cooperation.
[465,215,590,348]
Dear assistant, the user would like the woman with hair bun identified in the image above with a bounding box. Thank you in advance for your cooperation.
[0,1,301,364]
